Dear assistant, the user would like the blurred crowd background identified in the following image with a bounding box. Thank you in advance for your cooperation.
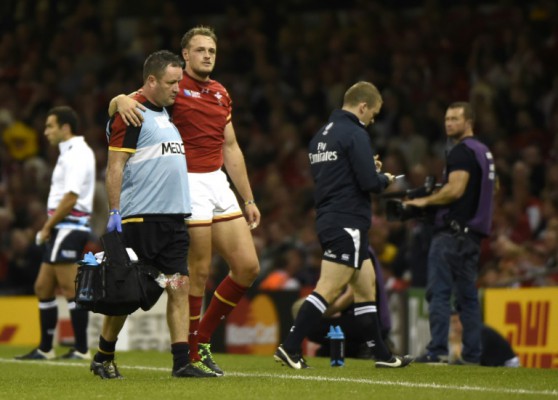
[1,0,557,295]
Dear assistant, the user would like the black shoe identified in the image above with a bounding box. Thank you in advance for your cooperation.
[15,348,55,360]
[90,359,123,379]
[274,345,310,369]
[414,352,448,364]
[172,362,218,378]
[375,355,414,368]
[199,343,224,376]
[59,348,91,360]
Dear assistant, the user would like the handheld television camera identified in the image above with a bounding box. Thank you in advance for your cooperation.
[383,176,441,221]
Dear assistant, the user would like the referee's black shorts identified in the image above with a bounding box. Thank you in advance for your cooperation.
[43,227,90,264]
[122,218,189,276]
[317,225,370,270]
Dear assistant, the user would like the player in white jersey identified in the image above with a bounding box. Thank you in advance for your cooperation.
[16,106,96,361]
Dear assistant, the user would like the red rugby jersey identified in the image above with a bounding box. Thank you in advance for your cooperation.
[171,71,232,173]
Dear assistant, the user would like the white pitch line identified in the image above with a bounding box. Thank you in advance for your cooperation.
[232,372,558,397]
[1,358,557,397]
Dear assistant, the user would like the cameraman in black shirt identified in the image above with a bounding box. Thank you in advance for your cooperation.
[405,102,495,365]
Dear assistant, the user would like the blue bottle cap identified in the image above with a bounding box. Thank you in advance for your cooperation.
[327,325,338,339]
[334,325,345,339]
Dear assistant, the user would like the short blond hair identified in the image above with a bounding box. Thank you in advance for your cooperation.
[180,26,217,49]
[343,81,382,108]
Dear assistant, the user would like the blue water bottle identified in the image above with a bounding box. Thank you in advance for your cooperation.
[327,325,345,367]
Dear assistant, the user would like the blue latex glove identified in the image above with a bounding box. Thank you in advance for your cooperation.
[107,209,122,232]
[82,251,99,266]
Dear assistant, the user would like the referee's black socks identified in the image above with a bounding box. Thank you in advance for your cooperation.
[283,292,328,353]
[354,301,391,361]
[38,298,57,352]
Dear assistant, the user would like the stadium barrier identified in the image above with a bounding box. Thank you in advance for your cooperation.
[0,296,40,345]
[1,287,556,368]
[484,287,558,368]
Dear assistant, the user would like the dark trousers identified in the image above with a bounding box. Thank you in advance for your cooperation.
[426,231,482,362]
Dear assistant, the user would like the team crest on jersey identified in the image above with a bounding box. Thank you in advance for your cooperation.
[183,89,201,98]
[214,92,223,105]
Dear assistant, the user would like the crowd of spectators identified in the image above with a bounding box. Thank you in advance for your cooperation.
[1,0,557,295]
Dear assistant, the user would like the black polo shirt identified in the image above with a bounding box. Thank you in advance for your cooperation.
[309,109,389,230]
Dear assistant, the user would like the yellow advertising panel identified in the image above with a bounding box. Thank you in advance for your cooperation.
[0,296,40,345]
[484,287,558,368]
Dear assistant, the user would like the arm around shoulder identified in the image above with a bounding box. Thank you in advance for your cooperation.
[108,93,146,127]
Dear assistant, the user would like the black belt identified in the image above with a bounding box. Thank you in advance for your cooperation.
[437,220,483,243]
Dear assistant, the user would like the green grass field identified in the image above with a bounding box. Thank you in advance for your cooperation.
[0,346,557,400]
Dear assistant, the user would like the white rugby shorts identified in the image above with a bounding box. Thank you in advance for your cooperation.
[187,169,243,226]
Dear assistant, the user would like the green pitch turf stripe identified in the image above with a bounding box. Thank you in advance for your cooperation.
[1,358,557,398]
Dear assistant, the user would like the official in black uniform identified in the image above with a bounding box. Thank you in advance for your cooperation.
[274,81,413,369]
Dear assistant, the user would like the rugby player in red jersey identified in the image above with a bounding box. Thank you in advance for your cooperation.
[109,26,260,376]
